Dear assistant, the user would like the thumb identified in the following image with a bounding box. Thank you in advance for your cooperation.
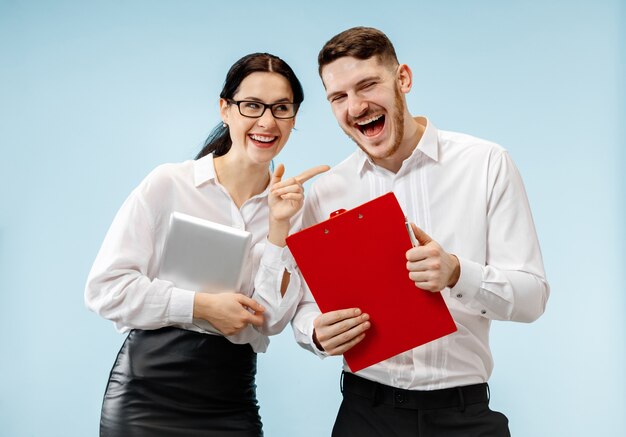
[270,163,285,186]
[410,223,432,246]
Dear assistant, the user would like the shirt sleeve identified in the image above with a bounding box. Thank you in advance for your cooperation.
[251,235,304,336]
[290,275,329,358]
[450,150,550,322]
[84,189,195,331]
[288,185,328,358]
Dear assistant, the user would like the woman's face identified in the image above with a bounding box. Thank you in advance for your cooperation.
[220,72,296,166]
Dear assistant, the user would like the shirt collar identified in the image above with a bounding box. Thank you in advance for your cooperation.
[193,154,218,187]
[355,116,439,175]
[193,154,272,199]
[415,117,439,162]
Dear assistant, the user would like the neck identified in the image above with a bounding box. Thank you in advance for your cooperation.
[375,114,426,173]
[213,152,270,209]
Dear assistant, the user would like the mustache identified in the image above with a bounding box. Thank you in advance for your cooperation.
[349,110,381,125]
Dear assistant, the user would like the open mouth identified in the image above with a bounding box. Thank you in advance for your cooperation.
[355,114,385,137]
[249,133,278,148]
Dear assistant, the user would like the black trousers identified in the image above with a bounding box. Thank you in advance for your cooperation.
[100,327,262,437]
[332,372,510,437]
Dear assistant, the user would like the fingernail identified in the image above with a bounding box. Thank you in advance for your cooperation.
[354,309,361,316]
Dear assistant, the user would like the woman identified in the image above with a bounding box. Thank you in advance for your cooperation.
[85,52,327,436]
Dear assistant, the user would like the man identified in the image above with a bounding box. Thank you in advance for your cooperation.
[290,27,549,436]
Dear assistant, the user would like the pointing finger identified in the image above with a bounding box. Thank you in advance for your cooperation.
[294,165,330,184]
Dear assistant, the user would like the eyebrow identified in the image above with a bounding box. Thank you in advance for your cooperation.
[240,96,293,103]
[326,75,382,101]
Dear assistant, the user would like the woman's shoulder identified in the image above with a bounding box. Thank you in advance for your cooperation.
[135,159,196,201]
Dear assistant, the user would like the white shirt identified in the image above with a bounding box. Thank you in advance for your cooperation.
[291,117,550,390]
[85,154,302,353]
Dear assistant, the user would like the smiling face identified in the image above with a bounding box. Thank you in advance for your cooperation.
[220,72,296,166]
[321,56,412,167]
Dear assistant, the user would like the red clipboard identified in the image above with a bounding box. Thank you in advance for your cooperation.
[286,192,457,372]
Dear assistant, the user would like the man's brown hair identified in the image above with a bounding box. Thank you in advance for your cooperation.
[317,27,399,76]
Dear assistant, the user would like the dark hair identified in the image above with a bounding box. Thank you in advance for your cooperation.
[195,53,304,159]
[318,27,399,77]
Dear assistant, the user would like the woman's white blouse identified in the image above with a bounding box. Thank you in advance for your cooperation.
[85,154,302,353]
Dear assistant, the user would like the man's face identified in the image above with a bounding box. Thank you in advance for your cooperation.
[321,56,407,162]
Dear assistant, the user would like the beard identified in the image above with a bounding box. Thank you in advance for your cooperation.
[343,85,405,161]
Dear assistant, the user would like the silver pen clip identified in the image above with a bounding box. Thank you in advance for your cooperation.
[404,216,419,247]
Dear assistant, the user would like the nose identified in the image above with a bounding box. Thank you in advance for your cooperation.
[347,95,368,119]
[257,107,278,128]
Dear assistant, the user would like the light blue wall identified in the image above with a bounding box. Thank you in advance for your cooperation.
[1,1,623,435]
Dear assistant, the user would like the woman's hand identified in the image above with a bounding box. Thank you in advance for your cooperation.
[268,163,329,246]
[193,292,265,336]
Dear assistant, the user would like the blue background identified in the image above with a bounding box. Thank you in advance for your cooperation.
[1,1,624,435]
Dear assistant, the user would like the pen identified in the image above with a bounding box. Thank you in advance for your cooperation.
[404,216,419,247]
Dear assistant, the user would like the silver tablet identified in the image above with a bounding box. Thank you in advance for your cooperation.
[159,212,253,294]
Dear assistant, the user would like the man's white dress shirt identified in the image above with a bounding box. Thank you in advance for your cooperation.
[291,117,549,390]
[85,154,302,353]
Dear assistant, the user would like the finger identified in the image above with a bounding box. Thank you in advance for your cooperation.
[244,312,265,327]
[238,295,265,313]
[317,308,362,326]
[406,246,430,262]
[408,275,441,292]
[325,320,371,353]
[294,165,330,184]
[408,271,432,283]
[270,176,299,191]
[272,184,303,196]
[270,163,285,186]
[410,223,432,246]
[331,332,367,356]
[406,259,429,272]
[279,193,304,201]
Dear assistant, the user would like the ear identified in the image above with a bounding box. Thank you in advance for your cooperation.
[219,98,230,124]
[396,64,413,94]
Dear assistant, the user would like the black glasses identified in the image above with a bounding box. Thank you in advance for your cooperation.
[227,99,298,119]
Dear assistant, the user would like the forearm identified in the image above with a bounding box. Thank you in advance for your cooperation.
[85,268,194,329]
[451,257,549,322]
[267,217,290,247]
[251,241,303,335]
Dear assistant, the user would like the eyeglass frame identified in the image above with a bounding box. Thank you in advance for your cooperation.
[226,99,299,119]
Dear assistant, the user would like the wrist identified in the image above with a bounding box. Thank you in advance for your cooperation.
[447,254,461,288]
[312,329,324,352]
[268,217,290,247]
[193,292,214,319]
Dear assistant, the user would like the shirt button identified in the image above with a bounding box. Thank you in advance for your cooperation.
[481,310,487,315]
[456,293,463,299]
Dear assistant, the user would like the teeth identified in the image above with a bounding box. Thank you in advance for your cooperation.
[250,134,277,143]
[356,114,383,126]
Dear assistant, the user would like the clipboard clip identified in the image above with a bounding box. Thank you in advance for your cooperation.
[329,209,347,218]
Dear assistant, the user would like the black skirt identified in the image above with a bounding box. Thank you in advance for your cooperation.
[100,327,262,437]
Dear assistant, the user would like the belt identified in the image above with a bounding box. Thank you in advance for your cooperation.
[341,371,489,410]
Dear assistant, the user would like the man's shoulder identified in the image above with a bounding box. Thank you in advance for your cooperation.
[438,128,506,154]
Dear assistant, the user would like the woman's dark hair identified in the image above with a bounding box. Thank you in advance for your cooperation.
[195,53,304,159]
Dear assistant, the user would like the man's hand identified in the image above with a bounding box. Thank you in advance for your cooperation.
[193,292,265,336]
[406,223,460,292]
[313,308,370,355]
